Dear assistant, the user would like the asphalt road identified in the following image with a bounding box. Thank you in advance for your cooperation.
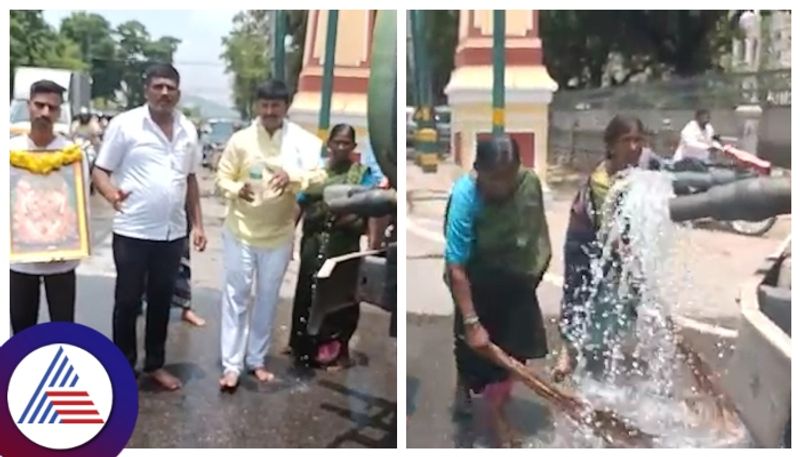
[40,169,397,448]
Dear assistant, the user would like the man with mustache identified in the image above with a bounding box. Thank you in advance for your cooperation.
[10,80,90,334]
[92,64,207,391]
[215,79,326,390]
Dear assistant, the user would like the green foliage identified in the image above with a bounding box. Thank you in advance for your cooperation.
[220,10,308,119]
[10,10,181,107]
[220,11,271,119]
[541,11,734,89]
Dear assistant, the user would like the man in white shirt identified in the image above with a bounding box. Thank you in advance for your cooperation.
[10,80,90,334]
[673,109,718,163]
[92,64,207,391]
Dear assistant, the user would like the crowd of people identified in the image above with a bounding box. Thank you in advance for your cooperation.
[10,64,388,393]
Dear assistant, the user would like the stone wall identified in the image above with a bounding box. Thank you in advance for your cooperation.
[548,106,791,172]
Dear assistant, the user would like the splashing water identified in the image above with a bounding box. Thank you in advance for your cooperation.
[555,168,750,447]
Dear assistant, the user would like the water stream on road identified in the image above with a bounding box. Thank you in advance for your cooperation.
[527,169,749,447]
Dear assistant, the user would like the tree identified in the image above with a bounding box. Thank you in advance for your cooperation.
[11,11,54,75]
[406,11,458,106]
[422,11,459,105]
[540,11,735,89]
[10,10,85,95]
[42,35,87,71]
[11,11,181,107]
[221,11,272,119]
[285,10,308,94]
[59,12,119,100]
[115,20,181,108]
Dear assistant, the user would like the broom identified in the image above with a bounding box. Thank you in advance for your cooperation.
[475,342,655,447]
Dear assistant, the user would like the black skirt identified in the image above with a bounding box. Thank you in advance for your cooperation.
[453,266,548,393]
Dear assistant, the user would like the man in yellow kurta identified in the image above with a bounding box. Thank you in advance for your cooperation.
[216,80,326,390]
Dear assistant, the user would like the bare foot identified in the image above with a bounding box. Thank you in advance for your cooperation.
[488,407,522,448]
[182,309,206,327]
[252,367,276,383]
[552,347,574,383]
[219,371,239,392]
[149,369,182,391]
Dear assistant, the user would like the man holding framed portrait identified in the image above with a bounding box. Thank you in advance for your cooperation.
[9,80,92,335]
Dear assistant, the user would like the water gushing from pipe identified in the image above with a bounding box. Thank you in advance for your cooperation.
[553,169,749,447]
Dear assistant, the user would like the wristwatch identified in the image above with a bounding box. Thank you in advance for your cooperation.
[463,314,480,327]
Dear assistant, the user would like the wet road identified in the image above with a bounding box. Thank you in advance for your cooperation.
[406,165,784,447]
[44,170,397,448]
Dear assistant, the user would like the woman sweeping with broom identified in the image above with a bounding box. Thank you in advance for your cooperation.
[444,135,552,447]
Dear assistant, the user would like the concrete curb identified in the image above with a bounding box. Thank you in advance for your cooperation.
[720,238,792,447]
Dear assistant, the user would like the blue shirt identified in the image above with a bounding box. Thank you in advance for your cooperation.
[360,143,384,187]
[444,175,483,265]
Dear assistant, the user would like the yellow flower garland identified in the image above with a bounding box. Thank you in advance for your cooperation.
[10,144,83,175]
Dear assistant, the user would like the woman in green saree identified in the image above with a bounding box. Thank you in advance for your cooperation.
[289,124,371,370]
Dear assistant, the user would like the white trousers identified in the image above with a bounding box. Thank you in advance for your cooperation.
[220,227,292,375]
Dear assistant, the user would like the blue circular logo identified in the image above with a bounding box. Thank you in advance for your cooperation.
[0,323,138,456]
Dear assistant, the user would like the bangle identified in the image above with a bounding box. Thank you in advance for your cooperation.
[463,314,480,326]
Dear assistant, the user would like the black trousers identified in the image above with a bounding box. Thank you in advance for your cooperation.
[10,270,76,335]
[112,234,184,373]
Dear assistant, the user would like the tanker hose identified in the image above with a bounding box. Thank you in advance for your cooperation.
[323,184,397,218]
[668,177,790,223]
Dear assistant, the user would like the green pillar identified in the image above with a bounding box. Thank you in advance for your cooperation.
[273,10,286,82]
[492,10,506,137]
[411,10,438,172]
[318,10,338,157]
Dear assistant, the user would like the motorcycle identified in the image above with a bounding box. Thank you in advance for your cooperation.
[663,141,778,237]
[203,142,225,171]
[73,134,98,195]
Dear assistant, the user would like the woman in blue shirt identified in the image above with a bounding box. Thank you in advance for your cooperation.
[444,136,551,447]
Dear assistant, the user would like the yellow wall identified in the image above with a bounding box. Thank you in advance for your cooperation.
[472,10,534,37]
[451,103,550,182]
[293,10,372,150]
[311,10,371,68]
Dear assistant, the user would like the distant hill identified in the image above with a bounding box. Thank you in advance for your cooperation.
[181,94,240,120]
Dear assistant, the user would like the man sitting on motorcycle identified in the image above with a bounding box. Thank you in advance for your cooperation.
[70,107,102,149]
[673,109,719,163]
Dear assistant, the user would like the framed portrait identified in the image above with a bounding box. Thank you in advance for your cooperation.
[10,151,91,263]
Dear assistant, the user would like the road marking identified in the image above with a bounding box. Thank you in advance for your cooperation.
[407,217,739,338]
